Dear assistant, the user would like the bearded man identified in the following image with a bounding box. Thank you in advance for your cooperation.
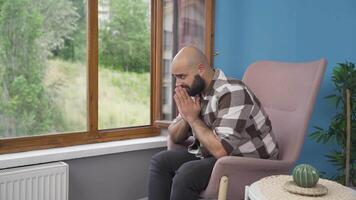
[148,46,279,200]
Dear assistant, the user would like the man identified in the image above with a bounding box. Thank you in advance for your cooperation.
[148,46,279,200]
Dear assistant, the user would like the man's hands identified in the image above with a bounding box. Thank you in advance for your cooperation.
[174,86,201,124]
[172,86,228,158]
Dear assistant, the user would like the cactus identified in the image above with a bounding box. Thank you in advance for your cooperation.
[292,164,319,188]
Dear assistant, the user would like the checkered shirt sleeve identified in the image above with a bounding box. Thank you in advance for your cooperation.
[211,81,278,159]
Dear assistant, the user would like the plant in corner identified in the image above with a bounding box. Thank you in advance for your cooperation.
[310,61,356,186]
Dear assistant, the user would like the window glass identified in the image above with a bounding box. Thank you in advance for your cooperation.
[161,0,206,120]
[0,0,87,138]
[98,0,151,129]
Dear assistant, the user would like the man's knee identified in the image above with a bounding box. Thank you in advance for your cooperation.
[172,158,215,193]
[150,150,172,171]
[171,162,196,189]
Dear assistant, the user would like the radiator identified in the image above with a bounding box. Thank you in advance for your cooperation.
[0,162,68,200]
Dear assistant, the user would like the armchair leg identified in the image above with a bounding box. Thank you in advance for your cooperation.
[218,176,228,200]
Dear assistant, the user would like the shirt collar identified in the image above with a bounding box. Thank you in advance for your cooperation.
[201,69,221,100]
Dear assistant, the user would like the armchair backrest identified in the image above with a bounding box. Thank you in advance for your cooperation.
[242,59,326,162]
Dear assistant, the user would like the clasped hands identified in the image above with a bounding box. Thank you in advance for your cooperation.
[173,86,201,125]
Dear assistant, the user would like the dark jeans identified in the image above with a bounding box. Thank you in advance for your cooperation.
[148,150,216,200]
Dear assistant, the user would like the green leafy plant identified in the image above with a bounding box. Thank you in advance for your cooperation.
[0,0,78,136]
[99,0,150,73]
[310,61,356,186]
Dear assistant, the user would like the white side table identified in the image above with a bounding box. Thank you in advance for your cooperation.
[245,181,266,200]
[244,175,356,200]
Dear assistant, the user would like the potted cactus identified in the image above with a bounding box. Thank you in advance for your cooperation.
[292,164,320,188]
[310,61,356,187]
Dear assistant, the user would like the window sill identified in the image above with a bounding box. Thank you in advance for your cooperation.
[0,134,167,169]
[154,119,173,128]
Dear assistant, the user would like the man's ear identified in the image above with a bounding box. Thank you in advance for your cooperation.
[197,63,205,75]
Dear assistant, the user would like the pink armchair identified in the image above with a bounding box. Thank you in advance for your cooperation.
[167,59,327,200]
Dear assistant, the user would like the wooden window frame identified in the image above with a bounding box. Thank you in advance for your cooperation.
[0,0,215,154]
[154,0,215,128]
[0,0,162,154]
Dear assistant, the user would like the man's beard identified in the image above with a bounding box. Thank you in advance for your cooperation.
[182,74,205,96]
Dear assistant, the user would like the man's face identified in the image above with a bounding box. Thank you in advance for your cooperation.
[183,74,205,96]
[171,57,206,96]
[172,69,205,96]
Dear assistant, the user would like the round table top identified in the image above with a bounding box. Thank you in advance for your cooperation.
[251,175,356,200]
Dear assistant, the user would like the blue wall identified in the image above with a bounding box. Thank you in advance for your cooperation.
[214,0,356,176]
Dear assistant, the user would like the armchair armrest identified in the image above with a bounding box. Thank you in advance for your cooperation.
[201,156,295,200]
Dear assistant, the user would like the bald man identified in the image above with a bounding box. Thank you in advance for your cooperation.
[148,46,279,200]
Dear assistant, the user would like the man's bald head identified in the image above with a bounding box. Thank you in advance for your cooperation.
[171,46,214,96]
[172,46,210,72]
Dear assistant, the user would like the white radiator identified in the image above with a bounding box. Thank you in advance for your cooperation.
[0,162,68,200]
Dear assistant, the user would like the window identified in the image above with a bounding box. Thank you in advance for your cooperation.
[98,0,151,129]
[0,0,214,153]
[0,0,88,138]
[155,0,215,126]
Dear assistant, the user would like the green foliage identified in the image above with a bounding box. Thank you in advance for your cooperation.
[51,0,86,61]
[309,62,356,185]
[0,0,45,136]
[45,59,150,130]
[98,66,150,129]
[0,0,78,137]
[52,0,151,70]
[0,0,4,12]
[0,0,151,138]
[99,0,150,72]
[33,0,80,56]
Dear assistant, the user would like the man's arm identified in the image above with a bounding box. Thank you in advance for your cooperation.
[173,86,227,159]
[188,118,227,159]
[168,117,191,143]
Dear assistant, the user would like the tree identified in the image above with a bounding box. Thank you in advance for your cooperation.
[33,0,80,58]
[51,0,86,61]
[0,0,78,137]
[99,0,150,72]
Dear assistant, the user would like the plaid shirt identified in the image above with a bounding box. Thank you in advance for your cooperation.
[173,69,279,159]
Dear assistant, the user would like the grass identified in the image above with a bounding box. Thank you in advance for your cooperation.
[45,59,150,132]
